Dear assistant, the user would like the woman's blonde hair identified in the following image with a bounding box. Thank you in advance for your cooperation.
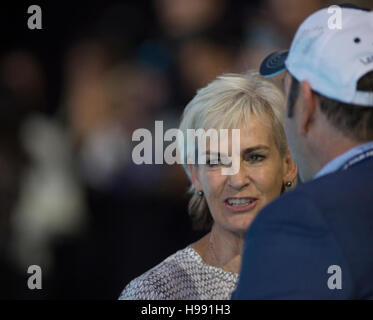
[178,70,287,230]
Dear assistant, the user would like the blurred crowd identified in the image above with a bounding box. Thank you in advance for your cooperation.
[1,0,371,299]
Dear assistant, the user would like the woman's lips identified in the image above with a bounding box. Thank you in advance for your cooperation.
[224,197,258,213]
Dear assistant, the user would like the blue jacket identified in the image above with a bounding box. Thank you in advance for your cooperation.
[232,158,373,299]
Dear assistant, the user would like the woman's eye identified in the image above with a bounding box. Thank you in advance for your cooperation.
[248,154,265,162]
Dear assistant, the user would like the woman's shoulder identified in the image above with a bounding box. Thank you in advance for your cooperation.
[118,246,199,300]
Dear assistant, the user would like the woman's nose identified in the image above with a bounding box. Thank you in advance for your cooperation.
[227,166,250,191]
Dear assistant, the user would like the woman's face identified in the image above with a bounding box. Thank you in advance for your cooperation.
[189,114,297,235]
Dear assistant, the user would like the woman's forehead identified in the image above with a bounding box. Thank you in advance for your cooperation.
[204,111,273,131]
[204,116,276,152]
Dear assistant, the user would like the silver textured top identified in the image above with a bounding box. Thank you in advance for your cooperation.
[119,246,239,300]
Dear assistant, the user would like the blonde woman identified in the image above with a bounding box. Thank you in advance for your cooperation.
[119,71,297,300]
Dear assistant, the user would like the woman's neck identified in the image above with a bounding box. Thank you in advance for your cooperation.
[191,224,245,274]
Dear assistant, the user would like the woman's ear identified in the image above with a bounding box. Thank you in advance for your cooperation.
[188,164,203,191]
[282,149,298,186]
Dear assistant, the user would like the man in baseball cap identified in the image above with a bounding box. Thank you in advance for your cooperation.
[233,4,373,299]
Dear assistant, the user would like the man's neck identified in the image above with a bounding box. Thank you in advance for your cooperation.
[312,137,369,180]
[312,115,363,172]
[320,141,361,169]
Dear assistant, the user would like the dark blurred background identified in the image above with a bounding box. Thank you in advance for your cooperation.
[0,0,371,299]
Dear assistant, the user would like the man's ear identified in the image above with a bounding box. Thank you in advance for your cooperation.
[299,80,317,135]
[188,164,202,191]
[282,149,298,185]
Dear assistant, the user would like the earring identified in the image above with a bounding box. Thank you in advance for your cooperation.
[197,190,204,197]
[285,181,292,188]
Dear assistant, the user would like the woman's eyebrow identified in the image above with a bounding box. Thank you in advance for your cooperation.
[242,145,270,154]
[204,146,269,156]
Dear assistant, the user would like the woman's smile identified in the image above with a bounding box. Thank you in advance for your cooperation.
[223,197,258,213]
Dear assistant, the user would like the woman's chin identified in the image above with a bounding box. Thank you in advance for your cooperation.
[224,212,258,234]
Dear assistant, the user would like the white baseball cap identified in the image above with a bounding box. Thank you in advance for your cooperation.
[260,4,373,107]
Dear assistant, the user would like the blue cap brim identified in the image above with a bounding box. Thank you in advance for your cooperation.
[259,50,288,78]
